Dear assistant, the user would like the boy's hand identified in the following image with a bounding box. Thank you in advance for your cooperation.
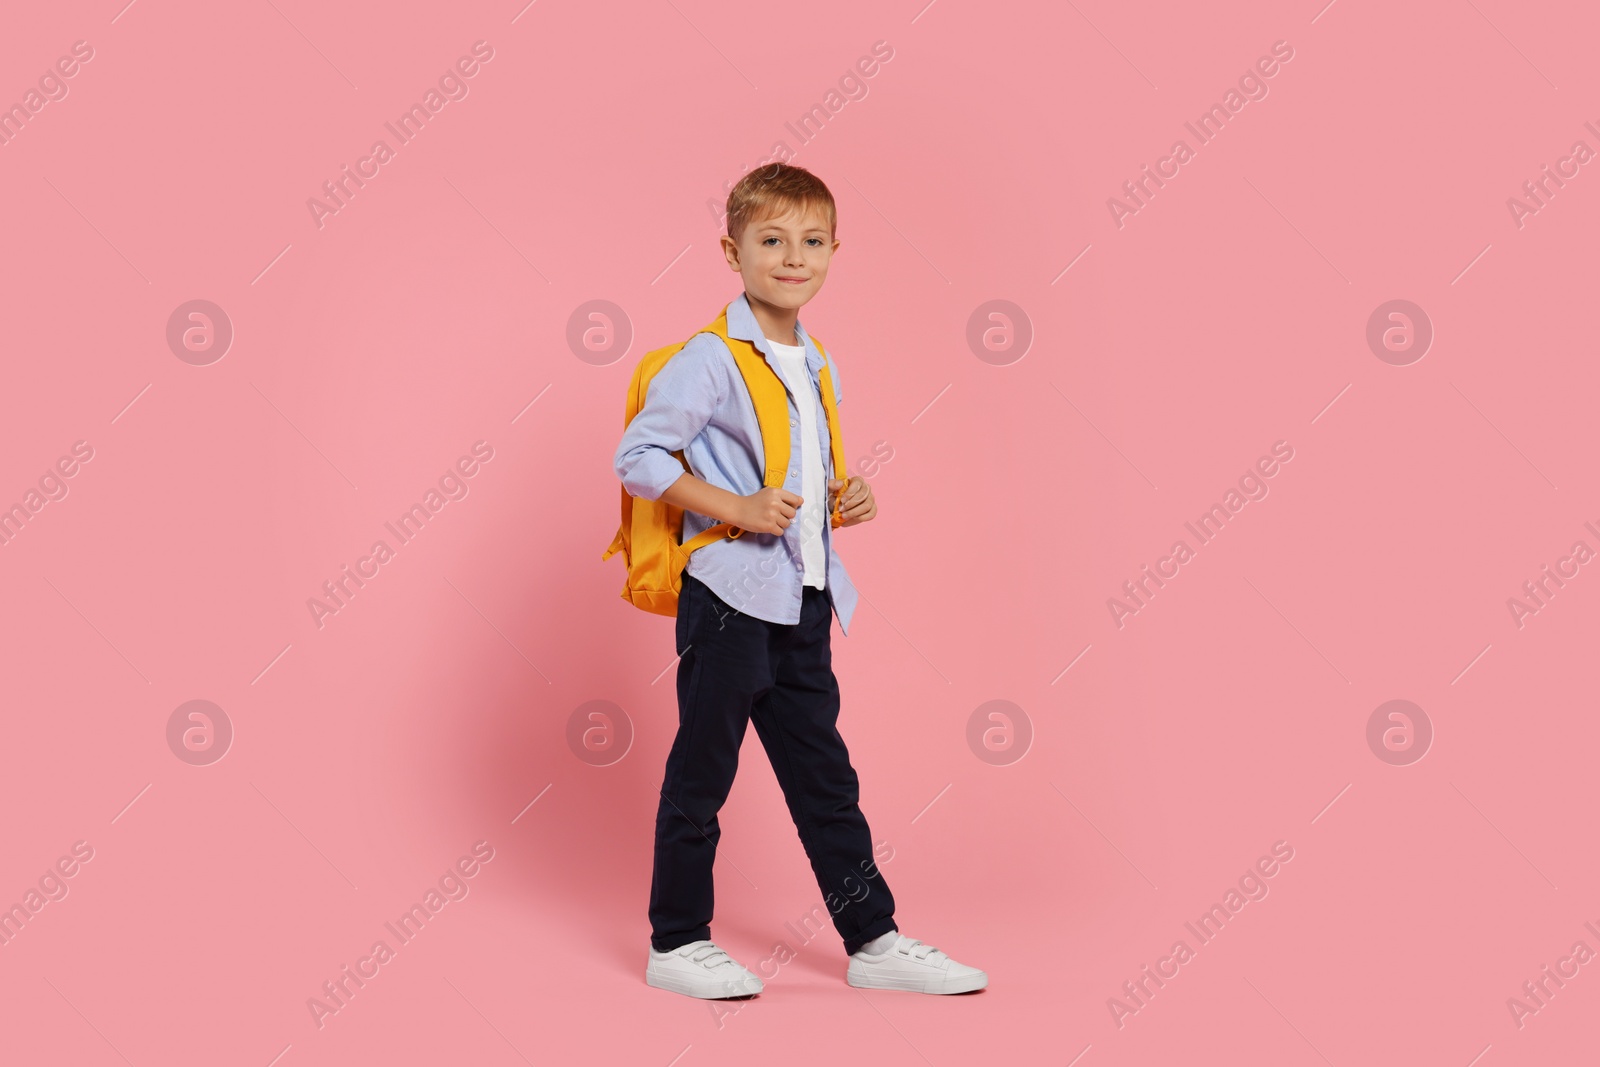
[829,476,876,527]
[734,486,804,535]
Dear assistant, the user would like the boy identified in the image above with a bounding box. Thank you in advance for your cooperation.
[612,163,987,999]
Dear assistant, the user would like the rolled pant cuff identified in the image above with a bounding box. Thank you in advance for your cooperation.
[843,917,899,957]
[652,927,712,953]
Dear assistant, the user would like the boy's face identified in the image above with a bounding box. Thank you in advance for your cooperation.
[721,203,840,314]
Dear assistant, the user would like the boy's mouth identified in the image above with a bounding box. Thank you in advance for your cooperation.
[775,276,808,284]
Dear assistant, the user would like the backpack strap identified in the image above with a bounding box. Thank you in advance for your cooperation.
[813,339,848,529]
[669,310,759,554]
[678,307,849,554]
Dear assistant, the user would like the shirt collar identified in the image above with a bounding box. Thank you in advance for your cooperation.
[728,290,823,373]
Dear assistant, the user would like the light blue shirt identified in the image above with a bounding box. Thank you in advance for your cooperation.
[612,291,859,635]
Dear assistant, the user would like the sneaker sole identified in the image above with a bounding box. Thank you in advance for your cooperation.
[646,968,763,999]
[846,968,988,994]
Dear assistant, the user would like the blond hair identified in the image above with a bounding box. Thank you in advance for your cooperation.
[725,163,837,244]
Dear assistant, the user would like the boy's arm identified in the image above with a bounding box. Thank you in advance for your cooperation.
[612,337,745,524]
[659,470,746,526]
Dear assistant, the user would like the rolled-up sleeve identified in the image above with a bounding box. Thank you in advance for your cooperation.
[613,335,729,501]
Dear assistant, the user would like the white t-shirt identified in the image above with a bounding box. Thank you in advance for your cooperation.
[765,337,827,589]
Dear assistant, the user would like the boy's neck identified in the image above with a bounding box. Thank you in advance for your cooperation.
[746,291,801,347]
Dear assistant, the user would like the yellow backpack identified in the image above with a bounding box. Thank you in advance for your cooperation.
[602,303,848,617]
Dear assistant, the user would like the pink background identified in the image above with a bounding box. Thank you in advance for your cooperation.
[2,0,1597,1063]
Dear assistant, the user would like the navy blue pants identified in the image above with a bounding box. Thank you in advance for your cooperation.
[649,572,898,957]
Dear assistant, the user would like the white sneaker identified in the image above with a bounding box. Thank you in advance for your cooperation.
[846,934,988,994]
[646,940,764,999]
